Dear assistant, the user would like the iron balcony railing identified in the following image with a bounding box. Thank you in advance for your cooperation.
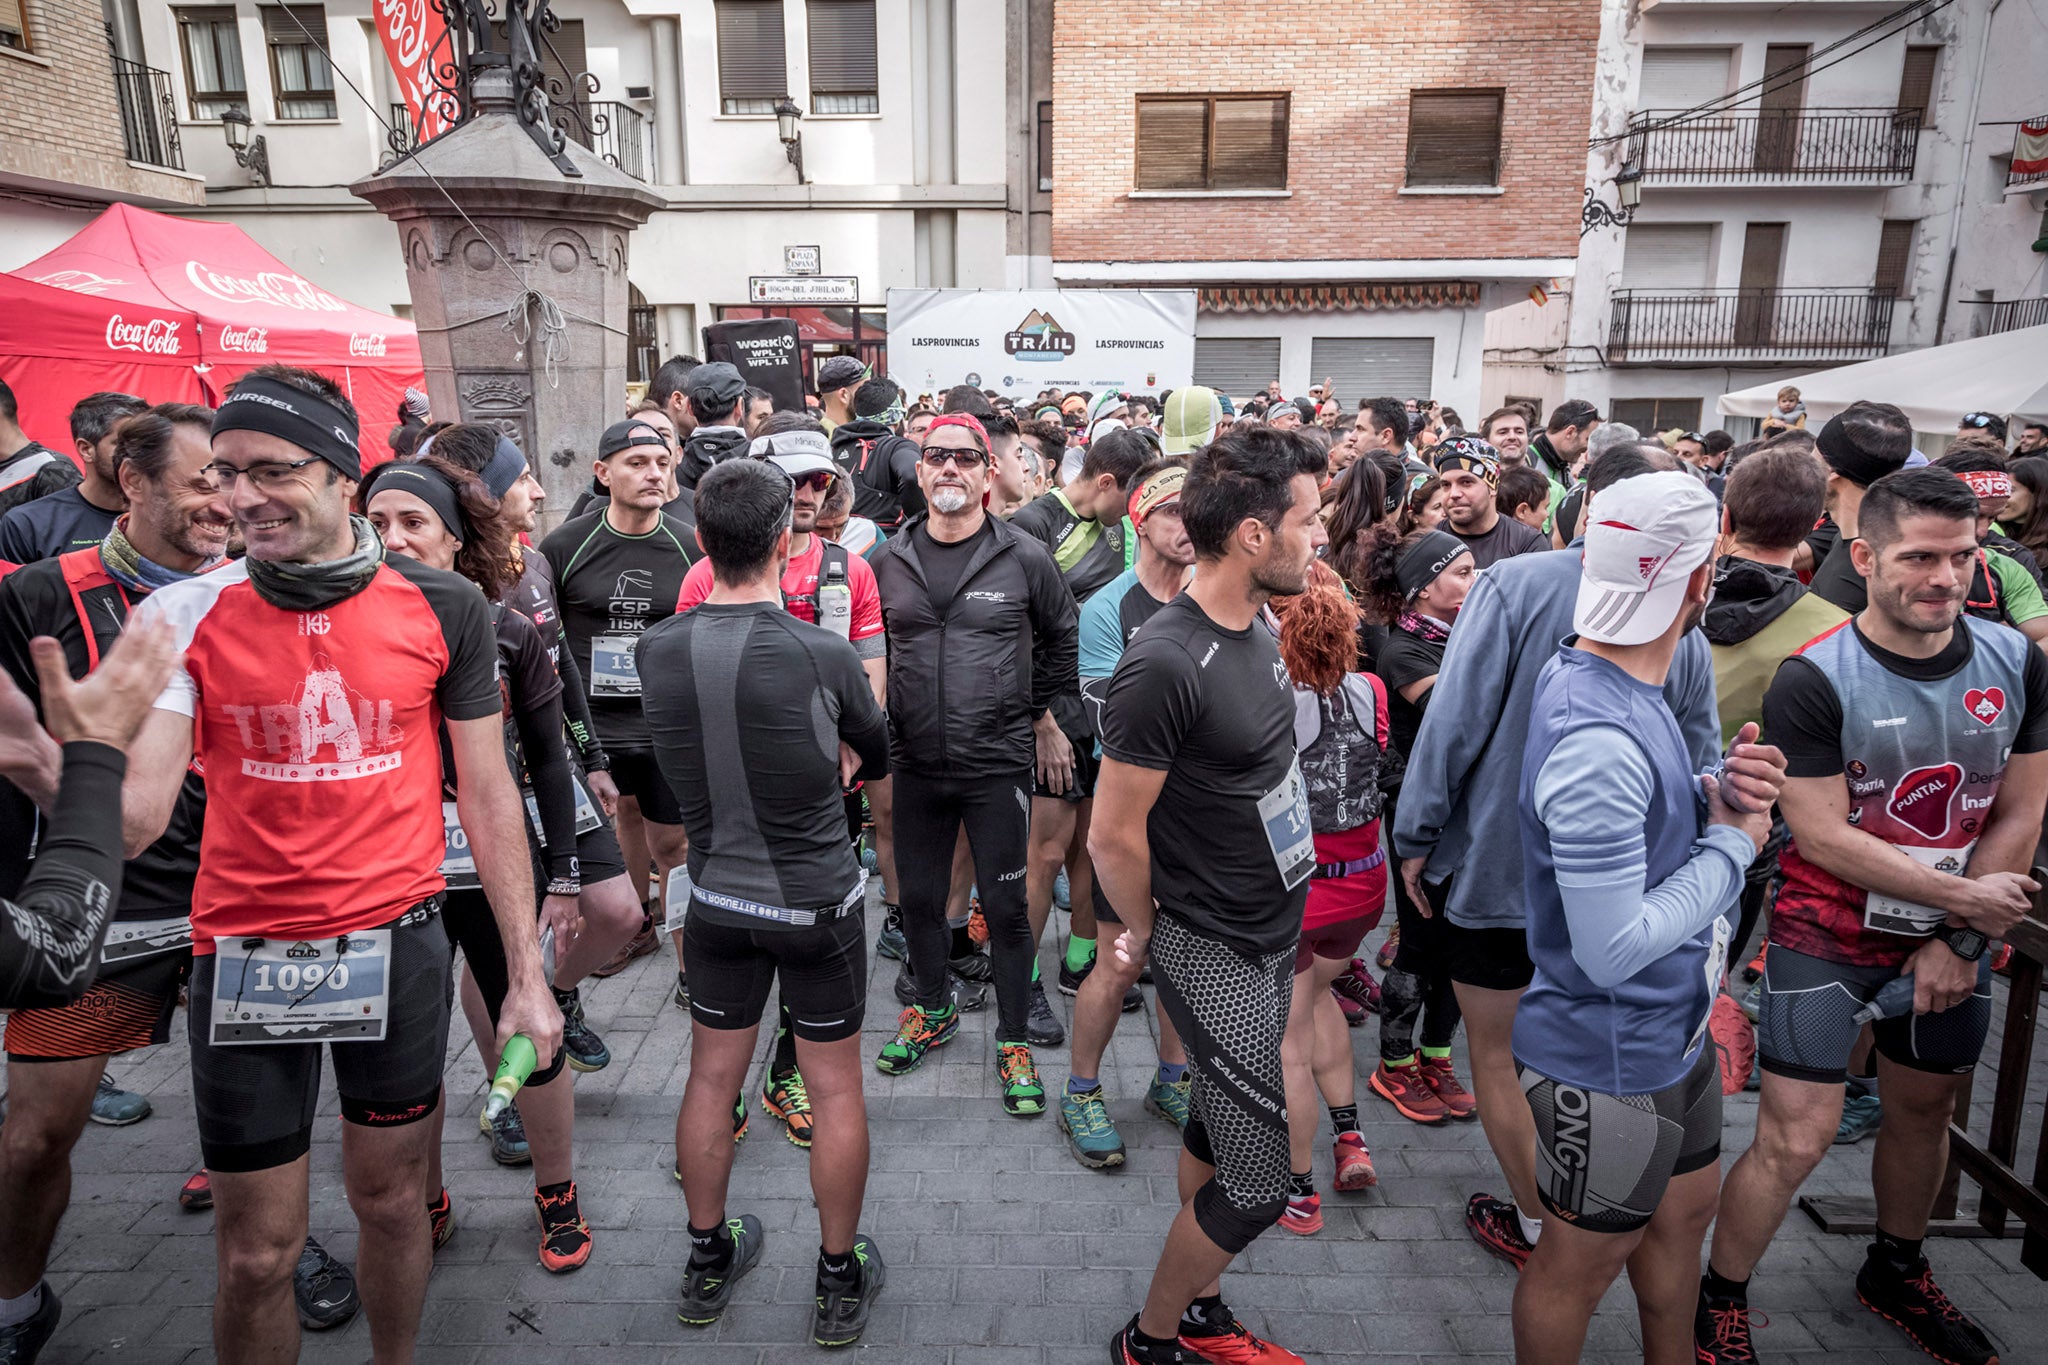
[1625,107,1919,184]
[112,56,184,171]
[562,101,650,182]
[1608,288,1900,363]
[2009,116,2048,189]
[1980,298,2048,336]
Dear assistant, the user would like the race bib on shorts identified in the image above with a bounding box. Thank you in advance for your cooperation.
[589,635,641,697]
[1688,914,1733,1055]
[209,931,392,1044]
[524,776,604,846]
[663,865,693,933]
[1258,760,1315,891]
[439,801,479,891]
[100,914,193,964]
[1865,842,1972,936]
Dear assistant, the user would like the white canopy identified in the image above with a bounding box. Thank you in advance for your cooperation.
[1718,324,2048,433]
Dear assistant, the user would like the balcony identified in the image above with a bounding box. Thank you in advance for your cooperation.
[112,57,184,172]
[560,102,651,183]
[1624,108,1919,187]
[1607,288,1900,364]
[2009,116,2048,190]
[1979,298,2048,337]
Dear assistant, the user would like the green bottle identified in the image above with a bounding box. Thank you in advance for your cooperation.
[484,1034,538,1120]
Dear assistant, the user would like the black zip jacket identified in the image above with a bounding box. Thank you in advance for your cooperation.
[1704,555,1807,646]
[829,418,925,527]
[870,513,1079,776]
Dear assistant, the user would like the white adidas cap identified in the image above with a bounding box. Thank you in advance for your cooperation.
[1574,470,1721,646]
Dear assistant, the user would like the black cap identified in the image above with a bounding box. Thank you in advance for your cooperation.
[598,419,670,458]
[817,355,868,392]
[685,361,748,413]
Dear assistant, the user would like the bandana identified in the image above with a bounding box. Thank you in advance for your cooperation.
[1959,469,2014,501]
[1396,609,1453,644]
[479,436,528,500]
[100,516,220,594]
[213,375,362,481]
[748,430,835,462]
[244,514,387,611]
[1394,529,1470,601]
[1431,436,1499,489]
[923,412,990,452]
[362,462,468,544]
[1128,466,1187,527]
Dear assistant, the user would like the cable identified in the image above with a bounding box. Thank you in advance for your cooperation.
[1591,0,1955,147]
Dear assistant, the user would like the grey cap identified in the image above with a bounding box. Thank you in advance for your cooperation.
[817,355,868,392]
[685,361,748,412]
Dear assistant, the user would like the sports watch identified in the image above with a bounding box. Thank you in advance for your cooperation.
[1933,923,1988,962]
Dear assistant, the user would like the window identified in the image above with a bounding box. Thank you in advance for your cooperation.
[177,8,246,119]
[1874,219,1915,297]
[1638,48,1733,111]
[1897,45,1939,126]
[1405,90,1504,188]
[716,0,787,115]
[807,0,876,114]
[262,6,334,118]
[0,0,30,52]
[1037,100,1052,192]
[1193,337,1282,396]
[1310,337,1434,404]
[1135,95,1288,192]
[1620,224,1714,289]
[1610,398,1702,432]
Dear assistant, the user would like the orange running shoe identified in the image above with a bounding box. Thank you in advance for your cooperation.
[535,1182,592,1273]
[967,900,989,945]
[427,1187,455,1250]
[1180,1308,1308,1364]
[1332,1132,1377,1191]
[1369,1058,1450,1124]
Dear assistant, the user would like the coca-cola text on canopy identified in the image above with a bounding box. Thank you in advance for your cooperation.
[105,315,183,355]
[184,260,348,313]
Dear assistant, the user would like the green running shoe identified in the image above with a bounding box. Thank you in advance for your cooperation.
[1145,1072,1192,1129]
[997,1042,1046,1117]
[813,1232,886,1348]
[676,1213,763,1327]
[1057,1085,1126,1168]
[874,1004,958,1075]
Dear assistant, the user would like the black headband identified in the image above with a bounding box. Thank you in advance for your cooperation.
[1816,412,1905,488]
[479,436,528,499]
[362,461,468,544]
[1395,529,1469,600]
[212,375,361,480]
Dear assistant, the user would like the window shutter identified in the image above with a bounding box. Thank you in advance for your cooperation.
[1193,337,1282,397]
[1405,90,1504,188]
[1874,220,1915,297]
[717,0,788,103]
[1309,338,1434,406]
[1897,46,1939,124]
[260,5,324,44]
[1037,100,1052,190]
[807,0,876,96]
[1638,47,1733,111]
[1211,96,1287,189]
[0,0,27,51]
[1620,224,1714,289]
[1136,98,1208,191]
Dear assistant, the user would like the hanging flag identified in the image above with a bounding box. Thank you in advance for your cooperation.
[2015,118,2048,177]
[376,0,458,144]
[1529,282,1549,307]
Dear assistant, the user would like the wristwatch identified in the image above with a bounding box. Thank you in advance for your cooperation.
[1934,923,1988,961]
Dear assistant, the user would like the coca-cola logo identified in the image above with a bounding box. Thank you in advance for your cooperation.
[217,324,269,353]
[183,261,347,313]
[348,333,388,357]
[105,315,183,355]
[33,269,127,296]
[375,0,456,140]
[1887,762,1960,840]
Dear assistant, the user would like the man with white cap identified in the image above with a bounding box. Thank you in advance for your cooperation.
[1510,471,1786,1364]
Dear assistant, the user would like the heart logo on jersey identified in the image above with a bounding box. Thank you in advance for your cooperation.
[1964,687,2005,725]
[1887,762,1961,839]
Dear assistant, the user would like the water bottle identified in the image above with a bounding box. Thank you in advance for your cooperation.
[1850,975,1918,1026]
[819,560,852,640]
[484,1034,538,1120]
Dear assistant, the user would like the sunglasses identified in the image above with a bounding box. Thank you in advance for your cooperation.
[921,447,990,469]
[791,470,833,493]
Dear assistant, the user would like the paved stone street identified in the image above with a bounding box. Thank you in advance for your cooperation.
[25,907,2048,1365]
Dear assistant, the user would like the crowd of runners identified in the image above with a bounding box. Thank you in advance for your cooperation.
[0,356,2043,1365]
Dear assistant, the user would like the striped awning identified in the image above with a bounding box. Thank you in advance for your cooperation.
[1198,282,1483,314]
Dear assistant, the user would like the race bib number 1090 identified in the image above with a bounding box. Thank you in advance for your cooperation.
[209,931,392,1045]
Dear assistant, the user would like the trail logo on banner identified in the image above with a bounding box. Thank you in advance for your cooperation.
[1004,310,1076,360]
[375,0,457,143]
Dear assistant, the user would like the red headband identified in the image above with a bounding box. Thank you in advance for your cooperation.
[1959,469,2013,501]
[923,412,990,451]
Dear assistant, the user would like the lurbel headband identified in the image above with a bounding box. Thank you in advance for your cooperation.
[213,375,361,480]
[362,461,469,544]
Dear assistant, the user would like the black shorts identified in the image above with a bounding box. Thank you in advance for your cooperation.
[1519,1041,1722,1235]
[607,748,684,827]
[1757,942,1991,1083]
[442,889,567,1087]
[6,933,190,1062]
[576,803,628,885]
[186,901,453,1173]
[682,904,867,1043]
[1031,744,1099,803]
[1433,876,1535,991]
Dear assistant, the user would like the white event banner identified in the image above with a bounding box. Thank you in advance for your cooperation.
[886,288,1196,400]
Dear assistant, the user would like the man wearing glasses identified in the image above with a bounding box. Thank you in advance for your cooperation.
[867,413,1078,1119]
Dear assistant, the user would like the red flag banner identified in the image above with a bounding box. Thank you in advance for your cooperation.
[376,0,457,143]
[2015,118,2048,178]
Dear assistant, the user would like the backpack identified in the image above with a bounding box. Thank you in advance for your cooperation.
[1292,673,1389,834]
[848,431,918,526]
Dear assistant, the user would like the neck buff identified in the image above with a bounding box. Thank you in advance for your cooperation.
[1394,528,1469,601]
[1396,609,1452,644]
[100,516,221,594]
[362,461,469,543]
[211,375,362,480]
[244,514,386,611]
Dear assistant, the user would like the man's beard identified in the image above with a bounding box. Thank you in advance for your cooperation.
[932,486,970,514]
[1251,550,1310,597]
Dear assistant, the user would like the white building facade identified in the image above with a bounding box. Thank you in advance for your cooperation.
[2,0,1013,389]
[1484,0,2048,440]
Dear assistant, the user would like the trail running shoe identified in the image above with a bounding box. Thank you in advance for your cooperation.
[1056,954,1093,996]
[1856,1255,2000,1365]
[294,1237,359,1331]
[1058,1086,1126,1168]
[676,1214,763,1327]
[1331,960,1382,1020]
[1332,1132,1377,1192]
[1279,1191,1323,1236]
[893,963,986,1012]
[1145,1072,1191,1129]
[875,1005,959,1075]
[1333,990,1367,1028]
[89,1073,150,1126]
[1179,1309,1308,1364]
[592,913,658,978]
[1419,1056,1477,1121]
[427,1187,455,1250]
[674,973,691,1012]
[1121,982,1144,1013]
[554,986,611,1072]
[1376,929,1400,971]
[949,946,993,983]
[1836,1091,1883,1144]
[1465,1193,1534,1270]
[732,1092,750,1143]
[812,1233,886,1348]
[0,1284,58,1365]
[1027,980,1065,1046]
[1694,1292,1765,1365]
[875,905,908,961]
[482,1100,532,1166]
[998,1042,1046,1117]
[1370,1059,1450,1124]
[179,1168,213,1212]
[535,1182,592,1273]
[1739,976,1765,1024]
[1113,1313,1196,1364]
[762,1068,814,1148]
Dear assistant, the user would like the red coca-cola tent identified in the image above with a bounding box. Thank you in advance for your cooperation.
[3,203,422,469]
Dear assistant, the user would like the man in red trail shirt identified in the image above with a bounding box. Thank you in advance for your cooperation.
[122,364,561,1365]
